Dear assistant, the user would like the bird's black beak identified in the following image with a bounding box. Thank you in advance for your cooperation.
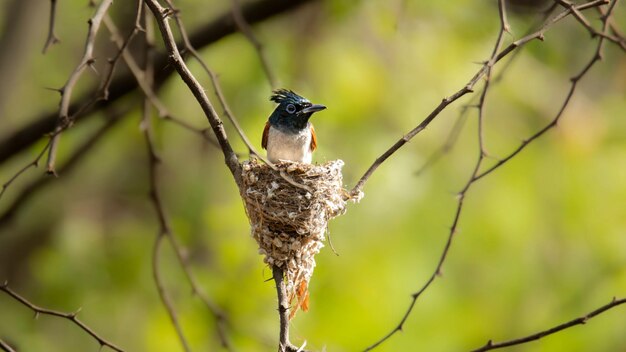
[300,104,326,115]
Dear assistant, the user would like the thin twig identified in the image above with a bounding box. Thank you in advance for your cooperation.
[471,297,626,352]
[155,0,317,193]
[145,0,242,186]
[363,1,511,350]
[350,0,608,196]
[0,338,16,352]
[365,0,618,350]
[474,0,619,181]
[0,110,125,229]
[415,3,558,177]
[161,0,264,159]
[0,1,142,202]
[0,140,50,201]
[554,0,625,50]
[99,0,144,101]
[0,281,124,352]
[42,0,60,54]
[141,10,233,350]
[152,234,191,352]
[597,2,626,51]
[231,0,278,89]
[142,14,192,352]
[46,0,114,175]
[102,14,222,149]
[0,0,315,168]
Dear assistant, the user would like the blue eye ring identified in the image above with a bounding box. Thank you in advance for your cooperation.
[286,104,296,114]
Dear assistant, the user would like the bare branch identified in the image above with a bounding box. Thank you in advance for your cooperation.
[99,0,144,101]
[145,0,242,186]
[350,0,608,196]
[232,0,278,89]
[152,234,191,352]
[160,0,268,163]
[42,0,60,54]
[0,0,315,168]
[0,141,50,201]
[0,338,16,352]
[415,4,558,177]
[0,281,124,352]
[141,11,233,349]
[365,1,619,350]
[471,297,626,352]
[46,0,114,175]
[597,2,626,51]
[102,13,222,149]
[555,0,625,50]
[474,0,619,181]
[141,14,192,350]
[0,109,125,229]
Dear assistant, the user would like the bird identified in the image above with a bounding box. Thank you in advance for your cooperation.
[262,89,326,164]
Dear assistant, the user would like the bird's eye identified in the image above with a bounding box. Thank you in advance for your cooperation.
[286,104,296,114]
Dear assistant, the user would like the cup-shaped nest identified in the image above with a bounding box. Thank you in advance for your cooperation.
[241,159,351,316]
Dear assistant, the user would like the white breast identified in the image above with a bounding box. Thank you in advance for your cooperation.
[266,126,312,163]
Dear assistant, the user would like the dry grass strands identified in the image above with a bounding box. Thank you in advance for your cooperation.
[241,159,357,317]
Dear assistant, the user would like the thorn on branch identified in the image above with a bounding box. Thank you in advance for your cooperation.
[45,86,64,95]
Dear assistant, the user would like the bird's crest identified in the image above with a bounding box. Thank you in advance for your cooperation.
[270,89,309,105]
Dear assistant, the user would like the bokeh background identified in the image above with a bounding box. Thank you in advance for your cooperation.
[1,0,625,351]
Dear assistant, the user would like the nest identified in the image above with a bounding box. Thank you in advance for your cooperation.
[241,159,358,316]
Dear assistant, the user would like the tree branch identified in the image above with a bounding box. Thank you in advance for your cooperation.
[231,0,278,89]
[0,0,315,168]
[0,108,126,229]
[152,234,191,352]
[141,14,192,351]
[0,141,50,201]
[46,0,114,175]
[141,11,233,349]
[471,297,626,352]
[474,0,618,181]
[0,281,124,352]
[0,339,16,352]
[42,0,60,54]
[364,0,616,349]
[144,0,242,186]
[160,0,268,162]
[350,0,609,196]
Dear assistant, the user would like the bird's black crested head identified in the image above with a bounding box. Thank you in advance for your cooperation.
[268,89,326,132]
[270,89,310,106]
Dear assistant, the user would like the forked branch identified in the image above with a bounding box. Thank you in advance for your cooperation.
[0,282,124,351]
[471,297,626,352]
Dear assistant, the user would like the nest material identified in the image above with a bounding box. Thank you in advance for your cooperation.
[241,159,353,316]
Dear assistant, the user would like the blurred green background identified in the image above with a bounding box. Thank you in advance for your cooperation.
[1,0,625,351]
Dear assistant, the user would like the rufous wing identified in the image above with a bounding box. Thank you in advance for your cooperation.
[262,121,270,150]
[310,124,317,152]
